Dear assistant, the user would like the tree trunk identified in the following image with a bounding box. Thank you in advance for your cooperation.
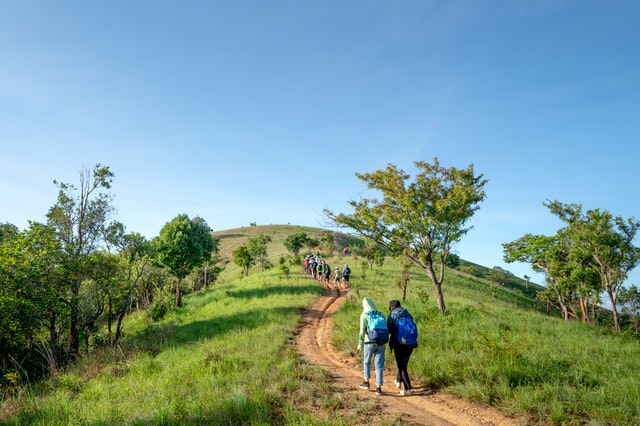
[434,282,447,313]
[606,287,621,332]
[69,284,80,361]
[579,298,590,323]
[175,279,182,307]
[48,309,58,371]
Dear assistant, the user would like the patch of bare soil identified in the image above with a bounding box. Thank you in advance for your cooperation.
[294,287,526,426]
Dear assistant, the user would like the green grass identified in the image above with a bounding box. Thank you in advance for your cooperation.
[3,224,640,425]
[332,256,640,425]
[1,269,367,425]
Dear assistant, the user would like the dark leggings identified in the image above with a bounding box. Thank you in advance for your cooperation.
[394,345,414,390]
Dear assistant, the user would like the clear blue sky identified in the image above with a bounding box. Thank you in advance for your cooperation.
[2,1,639,285]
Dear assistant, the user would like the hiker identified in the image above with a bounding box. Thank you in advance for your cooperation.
[387,299,418,396]
[334,267,342,287]
[323,262,331,285]
[358,297,387,395]
[342,264,351,287]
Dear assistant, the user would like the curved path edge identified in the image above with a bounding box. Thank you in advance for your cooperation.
[294,287,524,426]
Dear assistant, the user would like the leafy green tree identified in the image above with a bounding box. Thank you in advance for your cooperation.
[284,232,308,256]
[233,245,254,276]
[325,158,487,313]
[155,215,216,307]
[504,201,640,331]
[0,222,65,376]
[46,164,116,360]
[445,253,461,269]
[247,234,273,272]
[362,238,386,270]
[318,231,335,256]
[547,201,640,332]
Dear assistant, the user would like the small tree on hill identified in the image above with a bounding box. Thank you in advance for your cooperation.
[247,234,272,272]
[155,215,216,307]
[233,245,254,276]
[284,232,308,257]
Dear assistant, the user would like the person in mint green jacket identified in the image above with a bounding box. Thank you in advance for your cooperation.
[357,297,386,395]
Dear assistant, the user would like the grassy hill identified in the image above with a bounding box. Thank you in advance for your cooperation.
[2,224,640,425]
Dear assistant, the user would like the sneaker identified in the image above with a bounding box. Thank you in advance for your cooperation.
[394,380,401,389]
[359,381,370,389]
[400,389,412,396]
[375,387,382,395]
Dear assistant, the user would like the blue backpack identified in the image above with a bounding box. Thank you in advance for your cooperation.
[396,315,418,345]
[366,311,389,344]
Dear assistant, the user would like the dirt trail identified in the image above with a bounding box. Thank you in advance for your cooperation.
[294,287,524,426]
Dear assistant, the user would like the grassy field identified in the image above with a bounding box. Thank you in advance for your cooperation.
[2,224,640,425]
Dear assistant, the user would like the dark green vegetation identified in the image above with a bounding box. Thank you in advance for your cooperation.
[2,224,640,425]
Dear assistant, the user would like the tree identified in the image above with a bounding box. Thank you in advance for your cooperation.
[325,158,487,313]
[283,232,308,257]
[233,245,254,276]
[0,222,65,376]
[504,201,640,331]
[549,202,640,332]
[362,238,386,270]
[619,285,640,334]
[247,234,273,272]
[155,214,216,307]
[46,164,116,360]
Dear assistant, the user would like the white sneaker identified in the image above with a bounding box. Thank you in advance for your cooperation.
[400,389,412,396]
[394,380,401,388]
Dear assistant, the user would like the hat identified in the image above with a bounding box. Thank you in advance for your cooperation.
[389,300,401,309]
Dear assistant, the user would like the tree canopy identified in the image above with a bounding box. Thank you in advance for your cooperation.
[324,158,487,312]
[155,214,217,307]
[504,200,640,331]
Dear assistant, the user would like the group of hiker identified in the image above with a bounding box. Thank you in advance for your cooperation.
[358,297,418,396]
[302,253,418,397]
[302,253,351,289]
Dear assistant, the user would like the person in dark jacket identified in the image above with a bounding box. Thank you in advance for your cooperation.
[387,299,418,395]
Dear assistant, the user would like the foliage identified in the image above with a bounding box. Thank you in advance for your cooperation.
[504,200,640,331]
[283,232,308,256]
[325,158,488,312]
[2,270,370,425]
[247,234,273,272]
[45,163,116,361]
[232,245,254,276]
[155,214,217,307]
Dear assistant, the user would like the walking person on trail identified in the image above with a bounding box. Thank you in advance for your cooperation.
[387,299,418,396]
[333,267,342,288]
[358,297,387,396]
[342,263,351,287]
[323,262,331,285]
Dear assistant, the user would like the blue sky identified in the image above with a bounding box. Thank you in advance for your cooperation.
[2,1,639,285]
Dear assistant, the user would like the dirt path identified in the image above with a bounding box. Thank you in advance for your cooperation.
[294,287,524,426]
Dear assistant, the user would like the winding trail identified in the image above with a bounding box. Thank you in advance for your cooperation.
[294,287,524,426]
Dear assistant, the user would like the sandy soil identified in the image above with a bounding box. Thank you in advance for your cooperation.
[294,287,526,426]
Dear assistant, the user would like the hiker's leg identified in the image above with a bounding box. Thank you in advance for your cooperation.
[396,346,414,389]
[373,344,385,387]
[362,344,373,380]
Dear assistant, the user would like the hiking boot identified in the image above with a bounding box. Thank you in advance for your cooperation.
[400,389,412,396]
[359,381,370,389]
[394,380,401,388]
[375,387,382,395]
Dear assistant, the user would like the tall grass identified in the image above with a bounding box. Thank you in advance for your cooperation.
[332,256,640,425]
[1,270,365,425]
